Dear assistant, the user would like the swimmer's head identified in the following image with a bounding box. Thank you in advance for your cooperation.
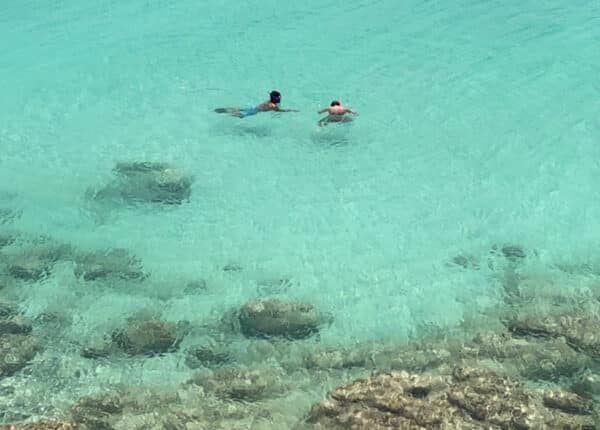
[270,90,281,104]
[330,100,341,106]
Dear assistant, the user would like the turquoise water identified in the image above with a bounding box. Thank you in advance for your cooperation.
[1,0,600,424]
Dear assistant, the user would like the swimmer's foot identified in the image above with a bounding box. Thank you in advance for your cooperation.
[215,108,241,115]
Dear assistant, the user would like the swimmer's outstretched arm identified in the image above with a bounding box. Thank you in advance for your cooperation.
[275,107,299,113]
[317,108,329,114]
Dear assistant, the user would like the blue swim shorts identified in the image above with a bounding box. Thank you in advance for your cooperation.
[240,105,259,118]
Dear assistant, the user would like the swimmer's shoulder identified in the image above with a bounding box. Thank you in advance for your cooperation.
[256,101,274,111]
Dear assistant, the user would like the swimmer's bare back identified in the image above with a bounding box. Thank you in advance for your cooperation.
[261,101,299,113]
[318,100,358,126]
[214,101,298,118]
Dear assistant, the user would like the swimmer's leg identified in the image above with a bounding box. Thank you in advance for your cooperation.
[318,117,329,127]
[214,107,241,116]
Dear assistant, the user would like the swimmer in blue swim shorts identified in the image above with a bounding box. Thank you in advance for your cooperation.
[214,90,298,118]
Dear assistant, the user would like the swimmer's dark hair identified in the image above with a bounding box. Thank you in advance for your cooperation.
[330,100,341,106]
[270,90,281,103]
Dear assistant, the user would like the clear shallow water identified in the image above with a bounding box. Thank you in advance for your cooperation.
[1,0,600,421]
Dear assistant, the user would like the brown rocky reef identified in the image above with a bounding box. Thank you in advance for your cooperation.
[81,311,185,358]
[0,423,78,430]
[0,302,39,378]
[191,366,287,401]
[111,317,183,356]
[238,299,330,340]
[507,311,600,360]
[304,366,597,429]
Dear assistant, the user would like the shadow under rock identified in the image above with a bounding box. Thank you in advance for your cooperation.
[0,207,21,226]
[72,248,147,282]
[213,122,273,138]
[1,237,73,283]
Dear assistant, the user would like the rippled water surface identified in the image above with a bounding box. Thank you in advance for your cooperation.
[0,0,599,425]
